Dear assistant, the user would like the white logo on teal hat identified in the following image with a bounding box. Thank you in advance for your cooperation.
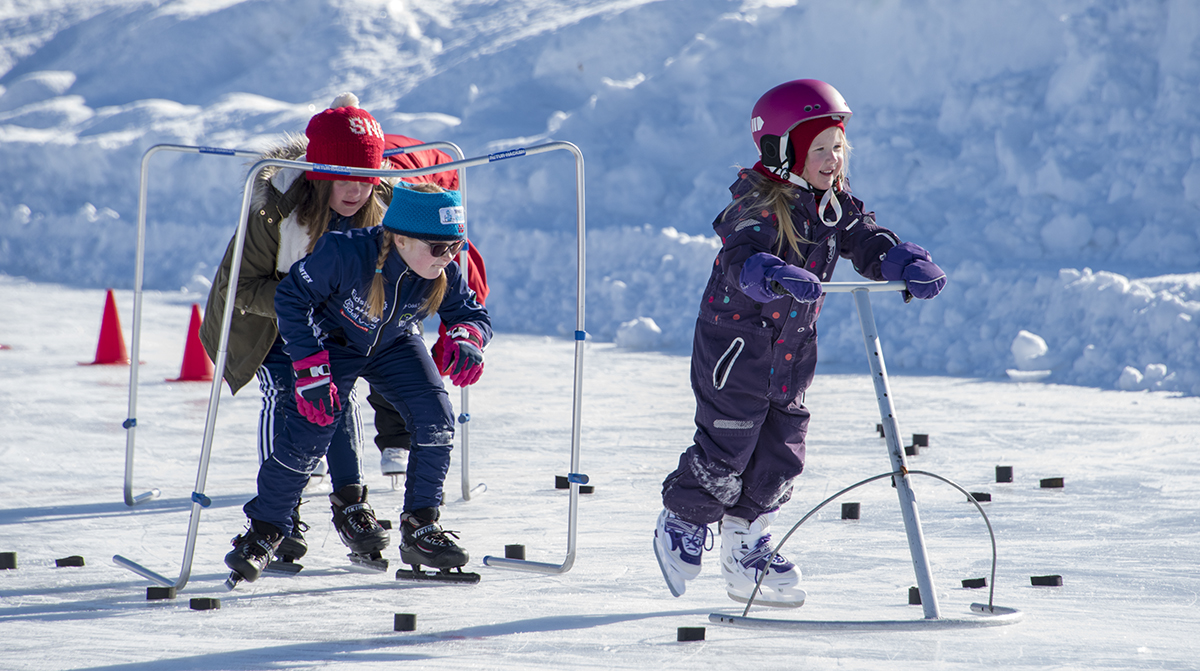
[439,206,465,225]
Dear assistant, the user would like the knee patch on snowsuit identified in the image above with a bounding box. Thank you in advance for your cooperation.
[411,424,453,448]
[687,450,742,506]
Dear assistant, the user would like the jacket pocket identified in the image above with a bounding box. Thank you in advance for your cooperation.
[712,337,745,390]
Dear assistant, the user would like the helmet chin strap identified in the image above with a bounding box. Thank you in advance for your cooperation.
[767,165,844,226]
[815,185,842,226]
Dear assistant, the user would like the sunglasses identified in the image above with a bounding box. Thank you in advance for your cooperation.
[420,239,465,258]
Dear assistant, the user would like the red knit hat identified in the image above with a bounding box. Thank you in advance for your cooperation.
[788,116,845,180]
[305,92,385,184]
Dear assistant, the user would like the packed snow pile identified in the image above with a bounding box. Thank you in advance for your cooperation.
[1,0,1199,392]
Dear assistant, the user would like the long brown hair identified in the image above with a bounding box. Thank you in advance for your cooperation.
[292,178,386,254]
[366,183,450,321]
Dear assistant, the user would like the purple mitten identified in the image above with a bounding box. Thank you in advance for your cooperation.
[881,242,946,300]
[739,253,822,303]
[739,253,787,302]
[767,264,822,303]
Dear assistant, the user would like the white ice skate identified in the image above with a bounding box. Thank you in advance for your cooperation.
[380,447,408,490]
[653,509,712,597]
[720,513,806,608]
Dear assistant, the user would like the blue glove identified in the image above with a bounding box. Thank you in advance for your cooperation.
[740,253,822,303]
[881,242,946,300]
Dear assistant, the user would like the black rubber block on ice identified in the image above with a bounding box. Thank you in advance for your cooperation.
[147,586,177,600]
[909,587,922,604]
[677,627,705,642]
[841,502,860,520]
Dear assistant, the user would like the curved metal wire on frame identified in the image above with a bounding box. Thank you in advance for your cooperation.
[114,142,586,589]
[709,281,1022,630]
[739,469,1003,614]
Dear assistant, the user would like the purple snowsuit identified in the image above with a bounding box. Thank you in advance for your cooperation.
[662,168,900,524]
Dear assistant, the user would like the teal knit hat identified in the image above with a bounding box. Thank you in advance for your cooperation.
[381,187,465,241]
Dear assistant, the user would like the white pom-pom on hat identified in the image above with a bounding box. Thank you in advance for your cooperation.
[329,92,359,109]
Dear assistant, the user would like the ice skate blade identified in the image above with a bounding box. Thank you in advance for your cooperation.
[347,553,389,572]
[395,565,480,584]
[264,559,303,576]
[726,588,807,609]
[652,537,690,598]
[224,570,246,591]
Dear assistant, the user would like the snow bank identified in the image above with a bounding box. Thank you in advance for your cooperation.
[2,0,1199,392]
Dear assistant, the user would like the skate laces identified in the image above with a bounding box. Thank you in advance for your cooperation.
[415,522,459,548]
[739,534,793,572]
[343,503,380,533]
[231,529,277,560]
[664,514,713,558]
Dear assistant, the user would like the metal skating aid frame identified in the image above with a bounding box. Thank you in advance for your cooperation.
[709,281,1022,630]
[118,142,479,510]
[121,144,259,508]
[115,141,586,590]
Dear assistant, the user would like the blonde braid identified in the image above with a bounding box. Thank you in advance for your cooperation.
[366,231,393,321]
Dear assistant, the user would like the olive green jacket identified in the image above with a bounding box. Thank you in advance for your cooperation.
[199,138,393,393]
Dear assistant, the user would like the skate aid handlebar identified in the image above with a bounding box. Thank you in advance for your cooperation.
[819,281,908,293]
[771,280,909,298]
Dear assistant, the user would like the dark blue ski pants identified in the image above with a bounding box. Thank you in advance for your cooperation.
[244,333,454,534]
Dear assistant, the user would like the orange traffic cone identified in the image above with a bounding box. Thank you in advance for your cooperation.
[167,303,214,382]
[84,289,130,365]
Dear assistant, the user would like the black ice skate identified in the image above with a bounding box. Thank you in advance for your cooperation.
[266,504,308,576]
[395,507,479,584]
[224,520,284,589]
[330,484,390,572]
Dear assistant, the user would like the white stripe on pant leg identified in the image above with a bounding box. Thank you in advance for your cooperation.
[344,385,364,474]
[256,365,282,466]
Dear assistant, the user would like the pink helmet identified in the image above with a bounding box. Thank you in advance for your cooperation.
[751,79,852,175]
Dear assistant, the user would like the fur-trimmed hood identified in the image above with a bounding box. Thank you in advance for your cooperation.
[249,134,308,213]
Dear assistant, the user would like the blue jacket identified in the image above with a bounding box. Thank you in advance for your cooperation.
[275,226,490,362]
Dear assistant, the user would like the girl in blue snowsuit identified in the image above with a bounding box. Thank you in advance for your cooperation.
[653,79,946,606]
[225,183,490,582]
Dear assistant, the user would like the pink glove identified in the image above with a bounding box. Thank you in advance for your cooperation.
[439,324,485,387]
[293,351,341,426]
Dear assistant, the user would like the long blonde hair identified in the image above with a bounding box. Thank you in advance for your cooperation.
[365,183,449,321]
[293,178,386,254]
[726,131,853,262]
[723,171,813,262]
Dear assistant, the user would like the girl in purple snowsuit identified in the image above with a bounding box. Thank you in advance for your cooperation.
[653,79,946,607]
